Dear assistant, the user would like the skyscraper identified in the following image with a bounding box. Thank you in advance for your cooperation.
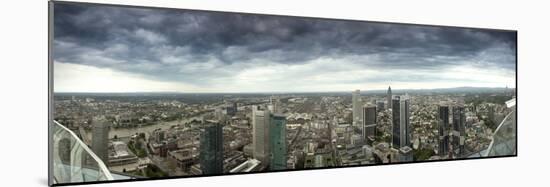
[268,96,281,113]
[452,106,466,156]
[392,95,411,149]
[200,121,224,175]
[268,97,275,113]
[488,105,495,123]
[392,96,401,148]
[452,106,465,133]
[91,116,109,165]
[252,107,271,164]
[376,101,385,112]
[387,86,392,109]
[399,96,411,148]
[438,105,450,156]
[214,108,226,123]
[269,114,287,170]
[233,102,238,113]
[225,102,237,116]
[352,90,362,129]
[362,105,377,141]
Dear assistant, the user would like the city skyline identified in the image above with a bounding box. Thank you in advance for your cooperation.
[49,2,517,185]
[53,3,516,93]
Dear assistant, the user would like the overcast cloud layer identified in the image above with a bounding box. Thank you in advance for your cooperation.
[53,3,516,93]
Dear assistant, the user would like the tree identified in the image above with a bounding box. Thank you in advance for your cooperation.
[413,148,434,161]
[139,133,146,140]
[135,140,143,149]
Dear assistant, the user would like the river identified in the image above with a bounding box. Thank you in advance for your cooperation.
[84,114,207,141]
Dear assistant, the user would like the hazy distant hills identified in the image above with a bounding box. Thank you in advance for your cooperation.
[362,87,514,94]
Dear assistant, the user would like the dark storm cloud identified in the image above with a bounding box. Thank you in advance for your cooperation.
[53,2,516,88]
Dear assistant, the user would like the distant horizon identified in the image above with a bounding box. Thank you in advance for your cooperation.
[53,85,516,94]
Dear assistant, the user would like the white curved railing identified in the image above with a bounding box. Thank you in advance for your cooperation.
[52,121,114,183]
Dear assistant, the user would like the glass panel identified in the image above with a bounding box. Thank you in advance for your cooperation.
[486,99,516,157]
[52,121,114,183]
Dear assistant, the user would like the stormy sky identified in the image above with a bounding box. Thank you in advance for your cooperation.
[53,3,516,93]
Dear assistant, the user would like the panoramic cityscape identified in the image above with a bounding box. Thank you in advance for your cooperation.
[51,2,516,184]
[53,87,516,181]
